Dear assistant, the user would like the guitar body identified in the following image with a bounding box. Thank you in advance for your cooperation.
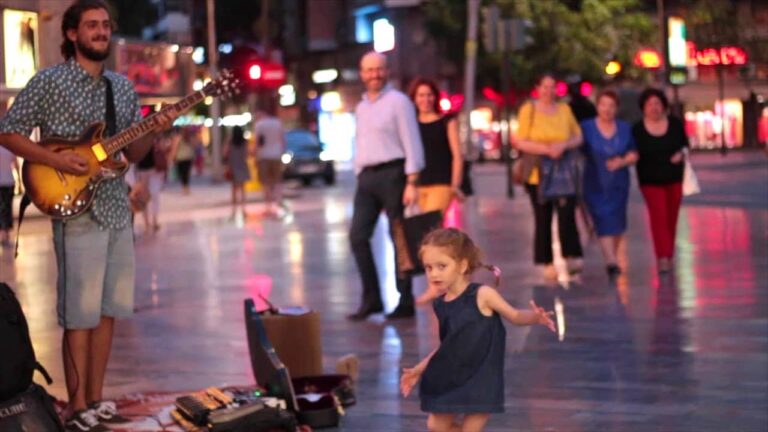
[22,122,128,219]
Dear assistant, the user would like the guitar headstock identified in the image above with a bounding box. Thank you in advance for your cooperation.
[203,69,240,99]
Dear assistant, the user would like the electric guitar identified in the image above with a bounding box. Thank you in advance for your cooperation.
[21,70,239,219]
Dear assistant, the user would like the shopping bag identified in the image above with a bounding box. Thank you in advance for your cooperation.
[682,158,701,196]
[538,150,582,203]
[391,206,443,277]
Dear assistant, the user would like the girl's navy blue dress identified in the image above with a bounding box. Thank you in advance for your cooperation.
[419,283,506,413]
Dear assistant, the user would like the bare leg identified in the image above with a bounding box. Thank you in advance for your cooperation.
[461,413,491,432]
[63,329,90,413]
[230,183,238,216]
[86,316,114,404]
[598,235,618,265]
[427,413,461,432]
[613,234,625,263]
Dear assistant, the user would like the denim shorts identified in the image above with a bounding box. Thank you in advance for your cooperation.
[52,215,135,329]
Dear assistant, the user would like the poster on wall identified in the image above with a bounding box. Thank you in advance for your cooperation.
[114,42,186,97]
[3,9,39,89]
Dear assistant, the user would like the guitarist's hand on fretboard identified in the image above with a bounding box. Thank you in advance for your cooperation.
[153,103,181,133]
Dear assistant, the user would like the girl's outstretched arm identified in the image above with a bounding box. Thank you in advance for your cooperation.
[477,286,556,332]
[401,348,438,397]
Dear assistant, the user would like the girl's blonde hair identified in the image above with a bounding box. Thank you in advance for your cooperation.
[419,228,501,286]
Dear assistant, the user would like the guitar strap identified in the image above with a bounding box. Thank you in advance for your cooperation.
[14,76,118,258]
[104,76,117,138]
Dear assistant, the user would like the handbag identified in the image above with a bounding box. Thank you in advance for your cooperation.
[391,205,443,277]
[512,102,540,185]
[682,157,700,196]
[538,150,582,203]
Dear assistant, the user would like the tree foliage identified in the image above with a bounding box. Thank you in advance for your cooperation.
[422,0,656,92]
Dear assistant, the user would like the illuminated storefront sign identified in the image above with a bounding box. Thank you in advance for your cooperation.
[685,42,748,66]
[373,18,395,53]
[667,17,688,68]
[3,9,39,88]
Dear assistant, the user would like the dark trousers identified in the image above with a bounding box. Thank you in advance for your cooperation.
[176,160,193,187]
[349,161,412,311]
[525,184,583,264]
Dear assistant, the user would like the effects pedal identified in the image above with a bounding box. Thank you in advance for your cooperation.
[208,401,265,432]
[174,395,211,425]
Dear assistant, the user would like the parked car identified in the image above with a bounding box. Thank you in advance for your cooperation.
[282,129,335,186]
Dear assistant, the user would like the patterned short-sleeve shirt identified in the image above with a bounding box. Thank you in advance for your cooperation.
[0,59,142,229]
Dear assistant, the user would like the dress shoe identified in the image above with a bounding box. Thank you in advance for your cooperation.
[346,306,383,321]
[385,304,415,320]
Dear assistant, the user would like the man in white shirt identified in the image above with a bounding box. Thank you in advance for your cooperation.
[348,51,425,321]
[253,109,286,216]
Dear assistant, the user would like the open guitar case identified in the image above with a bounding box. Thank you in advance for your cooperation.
[244,299,355,429]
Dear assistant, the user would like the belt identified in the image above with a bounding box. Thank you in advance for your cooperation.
[362,159,405,172]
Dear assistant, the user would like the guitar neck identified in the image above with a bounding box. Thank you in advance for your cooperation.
[102,90,208,156]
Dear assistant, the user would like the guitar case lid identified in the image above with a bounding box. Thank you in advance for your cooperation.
[244,299,350,429]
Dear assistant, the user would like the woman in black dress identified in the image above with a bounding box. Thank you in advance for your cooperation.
[407,77,464,214]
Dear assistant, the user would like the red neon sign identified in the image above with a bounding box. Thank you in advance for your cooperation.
[686,42,748,66]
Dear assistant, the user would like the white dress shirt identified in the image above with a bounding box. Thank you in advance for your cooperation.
[354,85,425,175]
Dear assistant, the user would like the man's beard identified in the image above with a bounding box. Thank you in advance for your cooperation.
[76,37,111,61]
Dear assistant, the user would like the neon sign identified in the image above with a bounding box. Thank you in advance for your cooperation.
[686,42,748,66]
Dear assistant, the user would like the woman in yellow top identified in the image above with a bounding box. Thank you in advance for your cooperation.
[514,73,584,281]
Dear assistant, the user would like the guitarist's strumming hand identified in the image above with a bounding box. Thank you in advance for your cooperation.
[53,151,89,175]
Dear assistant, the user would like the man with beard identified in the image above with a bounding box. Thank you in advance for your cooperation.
[348,51,424,321]
[0,1,177,430]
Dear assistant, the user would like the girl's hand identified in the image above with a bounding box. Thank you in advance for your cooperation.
[529,300,556,333]
[670,151,684,164]
[400,366,423,397]
[416,284,442,306]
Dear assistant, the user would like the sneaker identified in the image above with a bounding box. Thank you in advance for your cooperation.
[89,400,131,424]
[65,409,111,432]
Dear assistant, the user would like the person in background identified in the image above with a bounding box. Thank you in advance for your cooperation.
[0,146,19,247]
[223,125,251,218]
[135,128,172,233]
[173,127,196,194]
[632,88,688,273]
[348,51,424,321]
[253,108,286,217]
[407,77,464,214]
[568,81,597,122]
[580,90,638,278]
[513,73,584,282]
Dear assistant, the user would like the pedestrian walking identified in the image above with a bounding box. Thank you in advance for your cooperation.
[401,228,555,432]
[513,73,584,281]
[348,51,425,321]
[581,90,638,277]
[223,125,251,218]
[253,108,286,217]
[632,88,688,273]
[174,127,197,194]
[407,77,464,213]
